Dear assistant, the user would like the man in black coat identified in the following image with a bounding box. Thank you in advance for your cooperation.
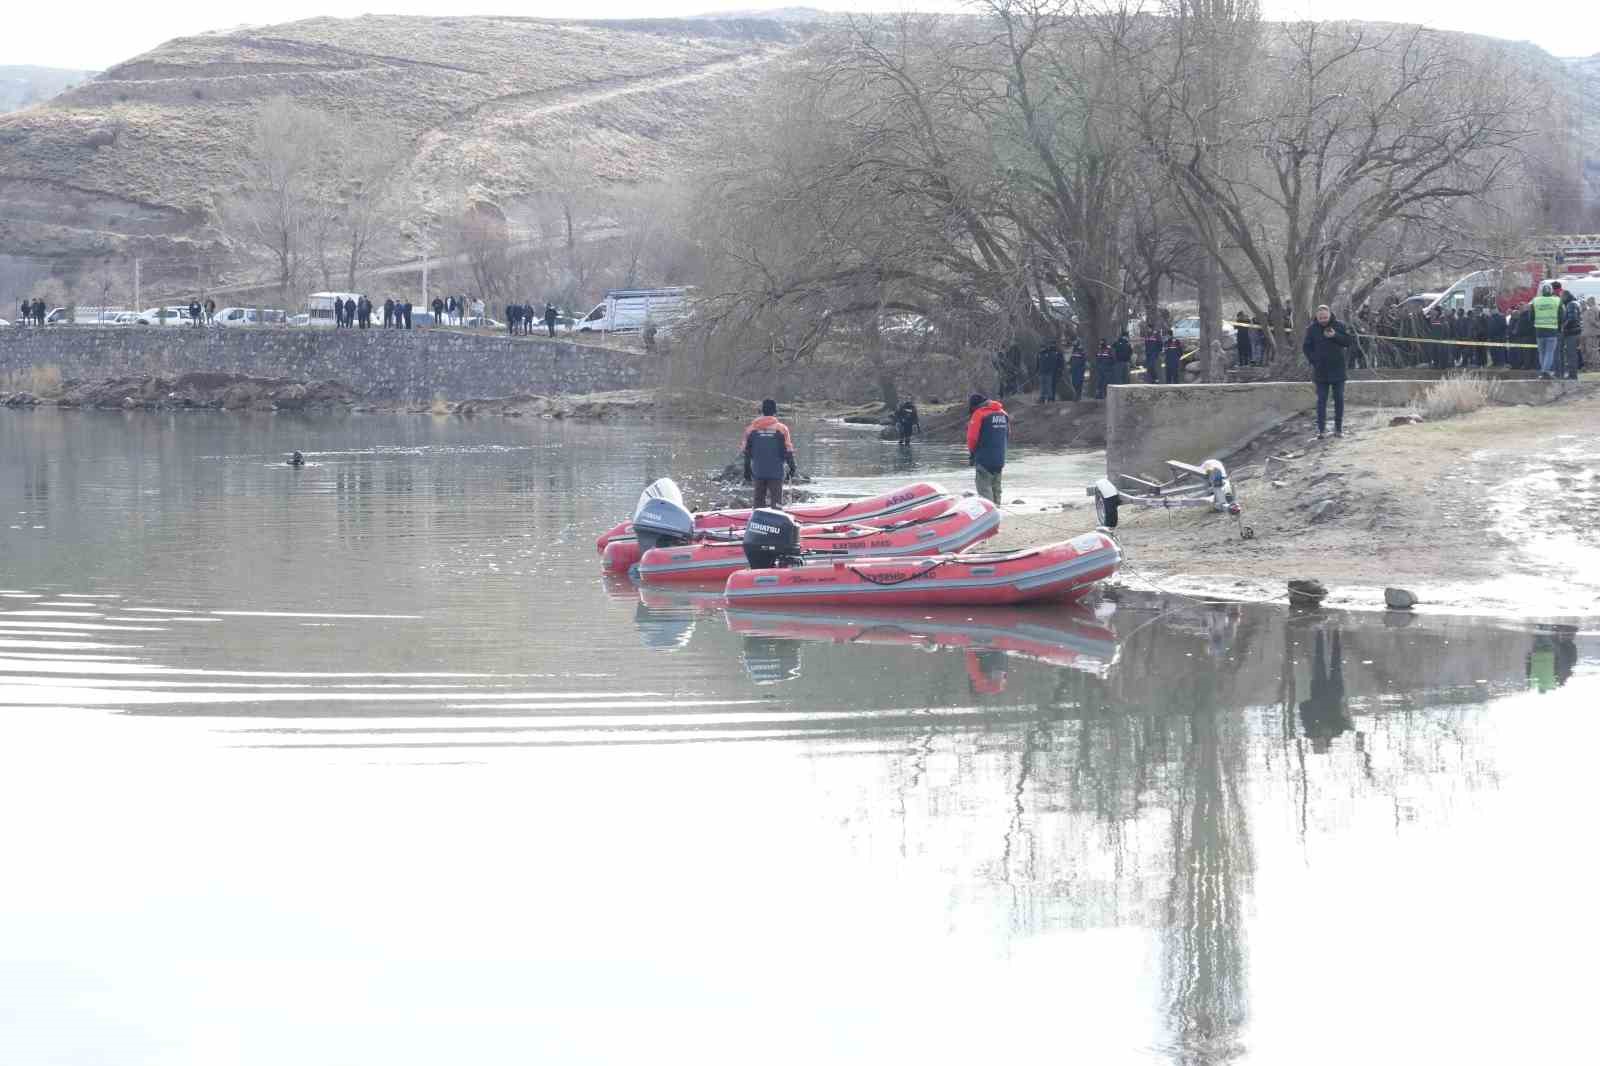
[1302,304,1353,439]
[545,302,559,337]
[403,301,412,329]
[1111,331,1134,386]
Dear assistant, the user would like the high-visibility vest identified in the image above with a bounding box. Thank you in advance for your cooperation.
[1532,295,1562,331]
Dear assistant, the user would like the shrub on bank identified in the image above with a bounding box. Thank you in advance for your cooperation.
[1410,373,1501,421]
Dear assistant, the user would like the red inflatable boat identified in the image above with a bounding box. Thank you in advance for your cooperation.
[635,497,1001,583]
[723,533,1121,607]
[595,481,949,554]
[725,603,1119,673]
[602,491,961,574]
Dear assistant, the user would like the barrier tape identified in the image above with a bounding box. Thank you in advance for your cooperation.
[1220,319,1539,350]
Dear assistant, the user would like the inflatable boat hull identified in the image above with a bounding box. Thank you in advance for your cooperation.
[723,534,1120,607]
[637,497,1000,584]
[595,481,949,554]
[603,492,960,574]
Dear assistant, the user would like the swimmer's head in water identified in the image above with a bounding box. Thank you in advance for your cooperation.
[288,451,305,466]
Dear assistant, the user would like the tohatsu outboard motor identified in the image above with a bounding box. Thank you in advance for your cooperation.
[742,509,801,569]
[632,478,695,552]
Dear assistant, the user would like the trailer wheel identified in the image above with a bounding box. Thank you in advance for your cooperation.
[1095,489,1119,528]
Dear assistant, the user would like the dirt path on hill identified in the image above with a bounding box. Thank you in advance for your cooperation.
[986,387,1600,618]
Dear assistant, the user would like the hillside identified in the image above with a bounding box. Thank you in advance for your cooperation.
[0,15,811,297]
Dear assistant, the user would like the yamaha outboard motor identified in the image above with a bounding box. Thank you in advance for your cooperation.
[632,478,694,552]
[742,509,801,569]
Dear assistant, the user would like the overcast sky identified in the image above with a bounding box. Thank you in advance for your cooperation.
[4,0,1591,72]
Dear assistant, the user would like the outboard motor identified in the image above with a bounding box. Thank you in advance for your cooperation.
[632,477,694,552]
[742,509,801,569]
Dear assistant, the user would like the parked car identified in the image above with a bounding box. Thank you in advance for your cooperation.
[1170,316,1235,345]
[111,311,143,325]
[138,306,196,326]
[462,314,504,330]
[288,313,311,326]
[0,317,10,328]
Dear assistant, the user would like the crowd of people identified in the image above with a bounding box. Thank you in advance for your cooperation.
[1353,286,1595,378]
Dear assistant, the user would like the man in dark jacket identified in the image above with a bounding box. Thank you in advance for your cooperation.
[1235,310,1253,366]
[1068,342,1087,401]
[1111,331,1134,385]
[965,393,1009,503]
[545,302,559,337]
[382,298,394,329]
[1486,305,1507,367]
[1162,333,1184,385]
[189,299,202,328]
[1093,340,1114,399]
[1143,329,1162,382]
[1557,283,1582,379]
[402,301,413,330]
[343,297,356,330]
[742,399,798,509]
[1037,340,1063,402]
[1303,304,1353,439]
[506,303,519,335]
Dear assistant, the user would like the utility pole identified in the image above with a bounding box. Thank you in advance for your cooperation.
[421,248,429,318]
[133,257,141,313]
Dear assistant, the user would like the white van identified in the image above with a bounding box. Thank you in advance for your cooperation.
[1552,274,1600,302]
[214,307,287,327]
[575,287,689,334]
[304,292,363,327]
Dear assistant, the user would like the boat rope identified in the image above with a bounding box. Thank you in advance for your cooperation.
[846,556,959,586]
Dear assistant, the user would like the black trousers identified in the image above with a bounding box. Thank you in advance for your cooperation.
[753,479,783,509]
[1315,380,1345,433]
[1039,372,1057,402]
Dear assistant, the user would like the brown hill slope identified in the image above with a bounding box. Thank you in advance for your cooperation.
[0,15,808,295]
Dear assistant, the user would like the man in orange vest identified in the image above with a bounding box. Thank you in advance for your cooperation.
[742,398,798,509]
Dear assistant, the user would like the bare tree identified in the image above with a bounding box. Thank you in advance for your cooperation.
[223,97,337,310]
[1144,16,1529,359]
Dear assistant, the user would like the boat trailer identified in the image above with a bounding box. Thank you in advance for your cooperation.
[1087,459,1254,539]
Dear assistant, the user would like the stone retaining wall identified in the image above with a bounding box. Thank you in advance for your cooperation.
[0,326,657,402]
[1106,379,1585,480]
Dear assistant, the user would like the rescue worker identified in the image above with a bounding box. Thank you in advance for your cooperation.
[742,398,798,510]
[965,392,1008,504]
[1530,282,1562,379]
[1067,341,1087,401]
[1162,332,1184,385]
[894,400,920,446]
[1302,304,1352,439]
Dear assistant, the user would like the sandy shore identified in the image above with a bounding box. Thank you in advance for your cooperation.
[981,385,1600,619]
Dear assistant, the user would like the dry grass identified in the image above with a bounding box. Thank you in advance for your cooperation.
[1409,372,1501,421]
[1,365,63,396]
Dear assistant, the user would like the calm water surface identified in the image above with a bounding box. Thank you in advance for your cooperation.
[0,410,1594,1065]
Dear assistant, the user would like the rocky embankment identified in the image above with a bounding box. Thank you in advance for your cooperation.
[3,372,360,411]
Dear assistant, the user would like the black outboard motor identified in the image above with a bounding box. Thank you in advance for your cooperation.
[742,509,801,569]
[632,478,695,552]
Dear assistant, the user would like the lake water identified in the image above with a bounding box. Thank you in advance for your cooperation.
[1,410,1595,1065]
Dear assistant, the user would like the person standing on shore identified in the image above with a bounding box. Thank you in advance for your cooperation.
[1557,282,1582,380]
[1303,304,1352,439]
[545,302,558,337]
[1093,340,1114,399]
[1068,341,1086,401]
[1037,339,1062,403]
[966,393,1009,504]
[1531,282,1562,379]
[1162,332,1184,385]
[1112,331,1133,386]
[742,398,798,510]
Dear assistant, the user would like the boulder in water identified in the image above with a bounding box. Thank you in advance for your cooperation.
[1384,587,1418,610]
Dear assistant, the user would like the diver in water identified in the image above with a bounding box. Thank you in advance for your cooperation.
[894,400,920,446]
[287,451,305,467]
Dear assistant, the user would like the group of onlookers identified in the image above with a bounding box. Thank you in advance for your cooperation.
[16,298,46,325]
[1355,289,1593,377]
[503,302,562,337]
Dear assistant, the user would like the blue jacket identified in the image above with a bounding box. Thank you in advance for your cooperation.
[966,400,1009,472]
